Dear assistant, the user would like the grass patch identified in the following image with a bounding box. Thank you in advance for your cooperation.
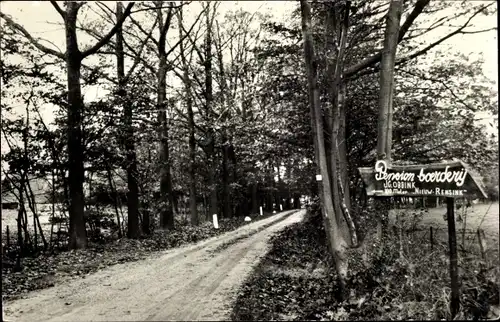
[231,204,500,321]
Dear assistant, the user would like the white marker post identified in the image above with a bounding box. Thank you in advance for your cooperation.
[280,204,283,211]
[212,214,219,229]
[259,206,263,216]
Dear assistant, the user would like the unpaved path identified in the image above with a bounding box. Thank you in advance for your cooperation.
[3,209,305,322]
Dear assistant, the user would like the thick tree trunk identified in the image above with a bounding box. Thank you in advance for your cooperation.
[157,3,175,230]
[222,142,231,218]
[142,146,152,235]
[324,4,343,228]
[300,0,349,298]
[187,102,198,225]
[338,83,351,212]
[376,0,403,239]
[205,3,218,221]
[326,1,355,247]
[116,3,140,239]
[178,5,199,226]
[65,4,87,249]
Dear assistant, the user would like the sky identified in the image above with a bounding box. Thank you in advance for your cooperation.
[0,0,498,156]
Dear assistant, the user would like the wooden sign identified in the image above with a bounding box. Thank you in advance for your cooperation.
[358,160,487,199]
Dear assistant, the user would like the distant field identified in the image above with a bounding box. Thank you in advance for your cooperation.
[1,204,122,236]
[1,205,58,234]
[389,202,499,249]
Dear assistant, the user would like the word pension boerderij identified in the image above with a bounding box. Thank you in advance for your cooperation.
[374,160,468,196]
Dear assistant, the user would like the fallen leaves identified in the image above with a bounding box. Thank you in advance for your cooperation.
[231,205,500,321]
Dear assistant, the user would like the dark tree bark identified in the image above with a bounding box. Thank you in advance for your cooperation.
[157,1,175,230]
[65,4,87,248]
[300,0,349,299]
[376,0,403,239]
[222,142,231,218]
[115,2,140,239]
[178,4,199,226]
[204,3,218,221]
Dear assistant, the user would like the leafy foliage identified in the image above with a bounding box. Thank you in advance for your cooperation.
[231,202,500,321]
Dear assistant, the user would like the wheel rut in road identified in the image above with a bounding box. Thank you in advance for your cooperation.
[4,209,305,322]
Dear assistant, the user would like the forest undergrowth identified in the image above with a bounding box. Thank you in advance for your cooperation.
[231,201,500,321]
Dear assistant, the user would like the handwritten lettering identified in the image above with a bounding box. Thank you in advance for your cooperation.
[375,161,467,186]
[417,167,467,187]
[375,160,415,182]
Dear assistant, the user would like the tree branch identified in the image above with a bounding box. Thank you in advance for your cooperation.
[164,5,206,57]
[128,14,160,48]
[124,17,159,83]
[158,3,174,56]
[343,0,430,78]
[344,1,494,79]
[459,27,497,34]
[81,2,135,59]
[0,13,65,59]
[130,2,190,15]
[50,0,66,20]
[396,4,495,65]
[399,69,476,112]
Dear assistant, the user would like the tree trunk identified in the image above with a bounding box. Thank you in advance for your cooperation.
[142,146,152,235]
[323,4,343,229]
[325,2,355,247]
[222,142,231,218]
[106,167,123,238]
[376,0,403,239]
[338,83,351,212]
[251,180,258,214]
[293,193,301,209]
[300,0,349,298]
[157,3,175,230]
[204,3,218,221]
[65,4,87,249]
[178,5,199,226]
[116,2,140,239]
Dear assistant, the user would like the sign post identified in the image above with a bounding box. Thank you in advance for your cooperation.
[446,197,459,318]
[212,214,219,229]
[358,160,487,319]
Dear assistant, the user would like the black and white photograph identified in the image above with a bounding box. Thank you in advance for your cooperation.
[1,0,498,321]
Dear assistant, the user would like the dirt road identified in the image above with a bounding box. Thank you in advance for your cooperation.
[3,209,305,322]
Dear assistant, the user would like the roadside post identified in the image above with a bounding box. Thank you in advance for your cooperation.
[212,214,219,229]
[260,206,263,216]
[358,160,487,319]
